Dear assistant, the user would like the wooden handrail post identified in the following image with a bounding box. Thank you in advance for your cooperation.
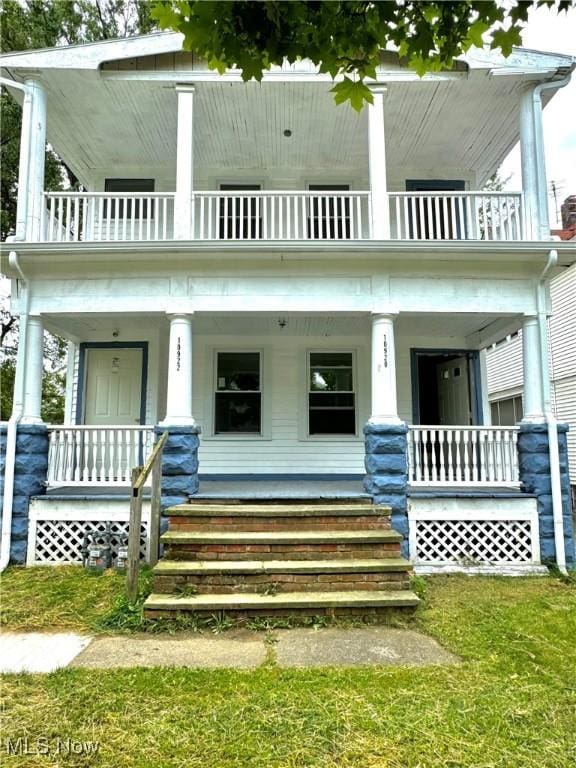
[149,455,163,567]
[126,466,143,602]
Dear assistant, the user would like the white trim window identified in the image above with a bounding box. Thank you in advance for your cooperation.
[308,351,356,435]
[490,395,523,426]
[214,351,262,434]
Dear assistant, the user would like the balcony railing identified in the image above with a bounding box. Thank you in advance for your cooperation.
[407,426,520,486]
[47,425,155,486]
[41,190,525,244]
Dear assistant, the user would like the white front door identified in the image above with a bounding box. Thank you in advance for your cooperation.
[84,348,143,425]
[436,356,471,425]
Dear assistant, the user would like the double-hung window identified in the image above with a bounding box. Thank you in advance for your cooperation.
[308,352,356,435]
[214,352,261,434]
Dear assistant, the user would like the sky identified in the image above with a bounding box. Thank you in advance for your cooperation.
[500,4,576,226]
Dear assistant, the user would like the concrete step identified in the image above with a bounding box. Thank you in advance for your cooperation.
[161,530,402,545]
[153,557,412,575]
[143,589,420,618]
[167,502,388,517]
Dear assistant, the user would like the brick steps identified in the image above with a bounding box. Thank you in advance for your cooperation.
[152,557,412,594]
[144,498,418,620]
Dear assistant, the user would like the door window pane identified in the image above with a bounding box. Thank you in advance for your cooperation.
[215,352,261,433]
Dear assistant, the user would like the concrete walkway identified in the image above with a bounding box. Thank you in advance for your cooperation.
[1,627,457,673]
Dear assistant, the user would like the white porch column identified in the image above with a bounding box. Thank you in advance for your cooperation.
[519,90,540,241]
[367,85,390,239]
[369,313,401,424]
[160,313,195,425]
[15,79,47,241]
[21,315,44,424]
[174,85,195,240]
[521,315,545,422]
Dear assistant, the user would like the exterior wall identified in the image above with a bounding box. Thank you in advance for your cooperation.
[192,333,369,475]
[487,265,576,484]
[191,330,468,475]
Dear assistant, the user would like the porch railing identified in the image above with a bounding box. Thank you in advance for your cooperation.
[41,193,175,242]
[41,190,525,243]
[192,191,371,240]
[47,425,155,485]
[389,192,524,241]
[407,426,520,486]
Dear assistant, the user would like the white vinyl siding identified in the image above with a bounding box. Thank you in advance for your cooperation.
[553,377,576,484]
[549,266,576,381]
[486,333,523,397]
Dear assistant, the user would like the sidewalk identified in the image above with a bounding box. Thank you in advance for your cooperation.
[1,626,458,673]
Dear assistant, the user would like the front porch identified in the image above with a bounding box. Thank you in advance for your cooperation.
[6,307,574,573]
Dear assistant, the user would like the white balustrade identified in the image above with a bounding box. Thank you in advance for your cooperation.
[193,191,370,241]
[47,426,155,486]
[40,190,524,243]
[407,426,520,485]
[42,193,175,242]
[389,192,524,242]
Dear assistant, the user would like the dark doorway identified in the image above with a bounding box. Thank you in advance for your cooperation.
[411,349,482,426]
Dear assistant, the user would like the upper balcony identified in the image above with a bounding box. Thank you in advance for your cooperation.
[41,189,525,243]
[2,32,573,250]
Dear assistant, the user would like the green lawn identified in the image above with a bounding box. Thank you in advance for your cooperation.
[1,568,575,767]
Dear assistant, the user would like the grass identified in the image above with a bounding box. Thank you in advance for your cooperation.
[1,568,576,767]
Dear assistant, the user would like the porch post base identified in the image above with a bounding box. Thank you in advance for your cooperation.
[363,421,409,558]
[0,424,48,564]
[154,425,201,514]
[518,422,574,566]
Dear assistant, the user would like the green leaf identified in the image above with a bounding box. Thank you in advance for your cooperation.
[330,77,373,112]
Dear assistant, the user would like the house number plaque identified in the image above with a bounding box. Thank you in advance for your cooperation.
[176,337,181,371]
[383,335,388,368]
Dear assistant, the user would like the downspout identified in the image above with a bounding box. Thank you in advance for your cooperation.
[1,75,40,570]
[0,253,30,572]
[537,249,567,574]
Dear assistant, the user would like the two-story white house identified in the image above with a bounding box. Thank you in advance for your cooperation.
[1,33,575,613]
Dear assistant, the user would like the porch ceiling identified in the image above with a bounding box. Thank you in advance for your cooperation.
[44,311,515,342]
[4,69,550,187]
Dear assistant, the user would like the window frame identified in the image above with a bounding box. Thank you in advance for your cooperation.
[204,347,271,441]
[303,349,359,439]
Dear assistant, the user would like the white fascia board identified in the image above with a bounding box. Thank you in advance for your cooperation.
[5,240,576,275]
[464,45,575,71]
[0,31,183,71]
[99,67,466,84]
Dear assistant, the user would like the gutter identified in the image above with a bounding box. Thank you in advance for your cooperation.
[0,253,30,572]
[537,249,567,574]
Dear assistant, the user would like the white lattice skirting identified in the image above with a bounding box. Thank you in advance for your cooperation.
[27,504,151,566]
[408,498,542,574]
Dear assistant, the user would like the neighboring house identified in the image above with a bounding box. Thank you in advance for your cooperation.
[1,34,575,611]
[487,199,576,497]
